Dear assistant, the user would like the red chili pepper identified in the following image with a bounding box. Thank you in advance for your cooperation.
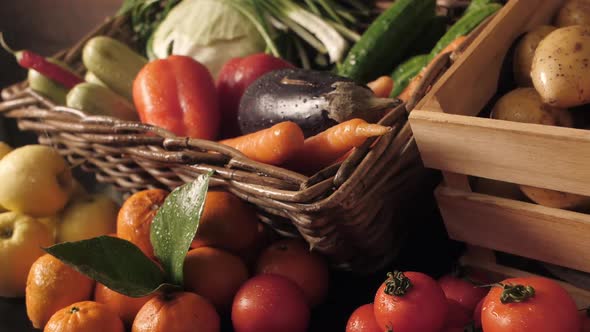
[133,55,220,140]
[0,33,82,89]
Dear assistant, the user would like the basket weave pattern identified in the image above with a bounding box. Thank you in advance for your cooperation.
[0,11,471,273]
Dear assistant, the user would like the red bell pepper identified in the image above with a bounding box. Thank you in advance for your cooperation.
[133,55,220,140]
[216,53,294,138]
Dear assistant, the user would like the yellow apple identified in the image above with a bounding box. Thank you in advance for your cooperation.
[0,142,12,160]
[38,216,59,242]
[56,194,118,243]
[0,145,75,217]
[71,178,88,198]
[0,142,13,212]
[0,212,54,297]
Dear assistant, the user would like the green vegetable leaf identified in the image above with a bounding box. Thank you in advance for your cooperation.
[44,236,165,298]
[151,172,212,286]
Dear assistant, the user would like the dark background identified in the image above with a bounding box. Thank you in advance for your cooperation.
[0,1,461,330]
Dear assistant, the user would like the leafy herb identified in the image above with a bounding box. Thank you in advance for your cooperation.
[121,0,374,69]
[118,0,181,49]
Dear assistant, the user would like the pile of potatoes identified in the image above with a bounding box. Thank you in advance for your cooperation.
[487,0,590,210]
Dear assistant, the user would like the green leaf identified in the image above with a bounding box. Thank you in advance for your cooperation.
[151,172,212,286]
[44,236,165,298]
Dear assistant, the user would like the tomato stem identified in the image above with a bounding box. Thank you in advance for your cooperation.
[383,271,412,297]
[498,283,535,304]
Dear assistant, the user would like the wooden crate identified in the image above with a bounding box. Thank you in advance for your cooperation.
[408,0,590,276]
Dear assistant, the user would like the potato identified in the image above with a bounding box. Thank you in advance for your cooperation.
[531,25,590,108]
[491,88,573,127]
[520,185,590,210]
[513,25,557,87]
[555,0,590,27]
[472,177,526,201]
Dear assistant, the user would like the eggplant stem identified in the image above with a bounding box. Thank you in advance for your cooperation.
[366,97,401,113]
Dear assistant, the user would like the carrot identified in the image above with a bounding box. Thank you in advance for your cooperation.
[285,119,391,174]
[398,36,468,102]
[219,121,304,165]
[367,76,394,98]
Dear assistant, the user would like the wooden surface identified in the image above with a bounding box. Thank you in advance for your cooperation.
[462,247,590,308]
[437,185,590,274]
[411,110,590,196]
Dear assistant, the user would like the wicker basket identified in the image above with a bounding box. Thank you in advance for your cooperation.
[0,5,485,273]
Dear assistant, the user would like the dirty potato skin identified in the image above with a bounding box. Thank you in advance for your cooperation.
[520,185,590,210]
[513,25,557,87]
[555,0,590,27]
[531,25,590,108]
[491,88,573,127]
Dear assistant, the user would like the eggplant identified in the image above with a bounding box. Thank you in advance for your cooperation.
[238,68,401,137]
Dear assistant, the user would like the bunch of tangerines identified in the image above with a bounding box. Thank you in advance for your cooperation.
[25,187,329,332]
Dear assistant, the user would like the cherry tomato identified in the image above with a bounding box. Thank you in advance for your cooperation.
[231,274,310,332]
[438,274,488,313]
[473,297,484,329]
[346,303,382,332]
[217,53,294,138]
[481,277,580,332]
[374,271,448,332]
[444,299,472,328]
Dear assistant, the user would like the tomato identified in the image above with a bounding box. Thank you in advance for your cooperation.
[231,274,310,332]
[346,303,382,332]
[255,239,329,307]
[481,277,580,332]
[444,299,471,328]
[581,309,590,332]
[438,274,488,313]
[440,328,463,332]
[133,55,220,140]
[216,53,294,138]
[373,271,448,332]
[472,297,484,329]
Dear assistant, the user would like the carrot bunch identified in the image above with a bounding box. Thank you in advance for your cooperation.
[220,118,391,174]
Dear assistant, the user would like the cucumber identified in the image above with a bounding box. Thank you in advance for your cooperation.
[27,59,72,105]
[82,36,147,102]
[465,0,496,14]
[390,54,429,98]
[84,71,107,87]
[66,83,138,121]
[428,3,502,61]
[406,16,449,57]
[338,0,436,83]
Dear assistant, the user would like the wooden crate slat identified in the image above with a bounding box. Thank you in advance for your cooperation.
[436,185,590,274]
[421,0,562,117]
[411,110,590,196]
